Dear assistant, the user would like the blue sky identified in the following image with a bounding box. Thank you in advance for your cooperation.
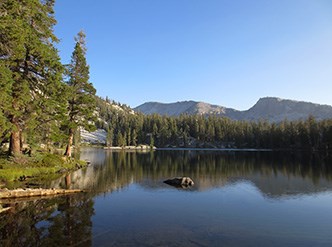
[54,0,332,110]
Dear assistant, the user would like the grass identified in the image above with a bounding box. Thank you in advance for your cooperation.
[0,151,87,189]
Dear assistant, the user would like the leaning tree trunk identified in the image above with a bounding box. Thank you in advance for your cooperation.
[64,128,74,157]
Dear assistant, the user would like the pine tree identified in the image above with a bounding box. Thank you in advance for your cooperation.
[132,129,137,146]
[0,63,11,141]
[0,0,64,156]
[106,125,114,147]
[63,31,96,157]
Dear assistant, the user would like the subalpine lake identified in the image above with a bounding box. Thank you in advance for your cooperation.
[1,148,332,247]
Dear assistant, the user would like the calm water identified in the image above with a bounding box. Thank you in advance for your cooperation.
[1,148,332,246]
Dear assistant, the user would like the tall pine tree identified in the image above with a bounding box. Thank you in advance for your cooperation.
[0,0,64,156]
[63,31,96,157]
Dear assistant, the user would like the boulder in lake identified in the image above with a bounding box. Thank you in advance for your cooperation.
[164,177,194,188]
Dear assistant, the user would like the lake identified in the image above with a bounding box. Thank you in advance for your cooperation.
[1,148,332,246]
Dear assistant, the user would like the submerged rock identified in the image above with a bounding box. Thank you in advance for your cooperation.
[164,177,194,188]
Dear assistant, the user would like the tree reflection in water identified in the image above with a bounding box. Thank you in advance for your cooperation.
[1,149,332,246]
[0,194,94,247]
[48,149,332,197]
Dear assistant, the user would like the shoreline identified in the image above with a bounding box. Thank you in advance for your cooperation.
[0,188,86,214]
[0,188,85,199]
[103,145,156,150]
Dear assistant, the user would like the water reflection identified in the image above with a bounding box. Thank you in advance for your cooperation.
[2,149,332,246]
[50,148,332,198]
[0,194,94,247]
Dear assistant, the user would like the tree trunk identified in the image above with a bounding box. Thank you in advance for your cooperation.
[9,130,21,156]
[20,130,24,150]
[64,128,74,157]
[65,174,71,189]
[9,119,21,156]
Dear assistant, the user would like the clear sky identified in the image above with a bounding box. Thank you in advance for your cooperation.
[54,0,332,110]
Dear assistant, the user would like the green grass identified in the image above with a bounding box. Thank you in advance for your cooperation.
[0,151,87,188]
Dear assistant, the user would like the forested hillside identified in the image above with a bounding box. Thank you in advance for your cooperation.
[95,97,332,150]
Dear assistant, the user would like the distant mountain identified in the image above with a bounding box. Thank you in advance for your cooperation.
[134,100,239,116]
[241,97,332,122]
[134,97,332,122]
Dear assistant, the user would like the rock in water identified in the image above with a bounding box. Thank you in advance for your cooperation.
[164,177,194,188]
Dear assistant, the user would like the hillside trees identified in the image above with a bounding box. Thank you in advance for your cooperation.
[0,0,64,156]
[96,99,332,151]
[63,31,96,157]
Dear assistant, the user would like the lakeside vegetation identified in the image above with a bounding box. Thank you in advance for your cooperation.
[0,150,87,188]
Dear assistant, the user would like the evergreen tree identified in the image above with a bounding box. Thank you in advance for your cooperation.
[63,31,96,157]
[0,63,11,141]
[132,129,137,146]
[0,0,64,156]
[106,125,114,147]
[115,130,125,147]
[149,134,154,149]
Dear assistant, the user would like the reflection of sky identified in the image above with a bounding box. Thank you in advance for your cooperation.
[91,182,332,246]
[79,147,106,166]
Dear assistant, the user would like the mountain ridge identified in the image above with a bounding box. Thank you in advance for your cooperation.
[134,97,332,122]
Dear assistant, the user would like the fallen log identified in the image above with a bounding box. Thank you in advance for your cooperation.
[0,188,85,199]
[0,207,12,214]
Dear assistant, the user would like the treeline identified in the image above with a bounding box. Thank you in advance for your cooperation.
[95,97,332,151]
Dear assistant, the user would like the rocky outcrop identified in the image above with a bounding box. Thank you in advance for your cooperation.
[81,129,107,144]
